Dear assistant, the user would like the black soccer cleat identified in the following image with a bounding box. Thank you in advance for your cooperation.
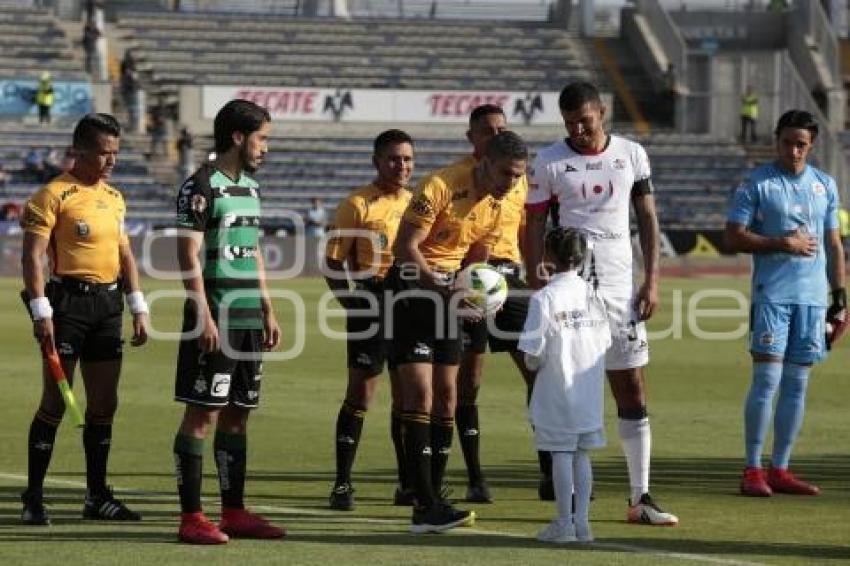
[410,502,475,534]
[328,482,355,511]
[465,481,493,504]
[538,476,555,501]
[83,487,142,521]
[21,490,50,526]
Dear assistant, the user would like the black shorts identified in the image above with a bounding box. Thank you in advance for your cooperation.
[461,261,530,354]
[174,304,263,409]
[46,277,123,362]
[346,279,393,375]
[386,264,462,366]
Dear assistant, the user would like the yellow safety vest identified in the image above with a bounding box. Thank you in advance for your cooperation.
[741,94,758,119]
[35,80,54,106]
[839,208,850,238]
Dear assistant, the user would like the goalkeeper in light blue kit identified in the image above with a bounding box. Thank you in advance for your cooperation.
[725,109,846,497]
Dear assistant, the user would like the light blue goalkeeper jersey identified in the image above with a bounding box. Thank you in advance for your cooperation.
[727,162,839,307]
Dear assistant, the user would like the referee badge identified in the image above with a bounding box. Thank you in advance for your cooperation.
[75,220,90,237]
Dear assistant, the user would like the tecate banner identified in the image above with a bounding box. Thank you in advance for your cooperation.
[0,80,93,117]
[202,86,563,125]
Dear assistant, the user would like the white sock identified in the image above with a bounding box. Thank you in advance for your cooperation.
[618,417,650,505]
[572,449,592,527]
[551,451,574,523]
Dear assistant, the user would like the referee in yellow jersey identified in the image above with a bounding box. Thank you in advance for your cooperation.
[20,113,148,525]
[390,131,528,533]
[325,129,414,511]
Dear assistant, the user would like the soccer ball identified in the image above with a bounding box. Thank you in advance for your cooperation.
[457,263,508,314]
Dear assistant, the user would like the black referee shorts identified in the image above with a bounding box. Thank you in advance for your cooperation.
[345,279,392,376]
[385,264,462,366]
[46,277,123,362]
[461,261,530,354]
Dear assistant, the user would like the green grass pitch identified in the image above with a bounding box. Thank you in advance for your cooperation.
[0,276,848,565]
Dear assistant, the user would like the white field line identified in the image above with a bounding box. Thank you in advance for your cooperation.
[0,472,764,566]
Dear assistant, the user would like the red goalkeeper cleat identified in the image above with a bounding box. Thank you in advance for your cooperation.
[767,468,820,495]
[740,467,772,497]
[178,512,229,545]
[219,507,286,539]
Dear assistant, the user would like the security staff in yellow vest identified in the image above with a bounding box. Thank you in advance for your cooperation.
[35,72,54,125]
[740,86,758,144]
[839,208,850,259]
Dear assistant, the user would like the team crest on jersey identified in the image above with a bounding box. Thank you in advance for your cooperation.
[586,161,603,171]
[612,158,626,170]
[191,194,207,213]
[812,182,826,195]
[75,220,90,237]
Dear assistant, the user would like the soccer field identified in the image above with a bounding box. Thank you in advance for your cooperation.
[0,276,848,565]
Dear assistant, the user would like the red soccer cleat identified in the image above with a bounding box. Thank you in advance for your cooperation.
[740,467,772,497]
[219,507,286,539]
[178,512,229,545]
[767,468,820,495]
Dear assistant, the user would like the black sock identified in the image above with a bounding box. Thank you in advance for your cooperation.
[455,404,482,485]
[334,401,365,485]
[83,421,112,496]
[390,409,407,489]
[214,430,247,510]
[431,417,454,493]
[538,450,552,479]
[27,414,59,494]
[174,433,204,514]
[402,412,434,509]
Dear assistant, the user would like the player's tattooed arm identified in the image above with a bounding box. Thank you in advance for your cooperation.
[633,193,660,320]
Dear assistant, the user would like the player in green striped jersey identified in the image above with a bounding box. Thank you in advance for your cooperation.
[172,100,284,545]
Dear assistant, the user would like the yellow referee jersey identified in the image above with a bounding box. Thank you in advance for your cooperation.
[451,155,527,263]
[403,159,502,273]
[326,182,412,279]
[21,172,128,283]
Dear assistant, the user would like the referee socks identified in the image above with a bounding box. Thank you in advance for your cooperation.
[83,420,112,496]
[456,405,482,485]
[402,411,435,509]
[27,413,60,494]
[431,416,454,493]
[334,401,366,485]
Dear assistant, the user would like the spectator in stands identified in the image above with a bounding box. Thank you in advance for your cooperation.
[1,201,21,221]
[35,72,54,125]
[305,197,327,237]
[176,127,194,180]
[120,51,141,130]
[148,103,168,158]
[740,86,758,144]
[24,148,45,182]
[0,164,9,194]
[82,20,101,75]
[43,148,62,181]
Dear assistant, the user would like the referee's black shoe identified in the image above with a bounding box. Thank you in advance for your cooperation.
[328,482,355,511]
[410,502,475,534]
[83,487,141,521]
[21,489,50,526]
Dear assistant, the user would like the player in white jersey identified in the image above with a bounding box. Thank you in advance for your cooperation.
[524,81,678,526]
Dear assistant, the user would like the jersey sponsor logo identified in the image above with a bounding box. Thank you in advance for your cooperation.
[222,245,258,261]
[812,181,826,195]
[211,373,231,398]
[191,194,207,213]
[322,89,354,121]
[75,220,90,237]
[612,158,626,170]
[564,164,578,172]
[586,161,603,171]
[581,181,614,200]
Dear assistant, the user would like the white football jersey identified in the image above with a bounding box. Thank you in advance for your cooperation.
[527,135,651,294]
[519,271,610,439]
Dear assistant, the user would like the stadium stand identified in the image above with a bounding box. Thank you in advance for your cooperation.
[117,11,592,96]
[0,5,86,81]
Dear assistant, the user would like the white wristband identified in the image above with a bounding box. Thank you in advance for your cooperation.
[30,297,53,320]
[126,291,149,315]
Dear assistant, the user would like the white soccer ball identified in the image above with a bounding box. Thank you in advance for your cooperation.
[457,263,508,315]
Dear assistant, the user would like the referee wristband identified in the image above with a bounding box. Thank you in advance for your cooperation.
[29,297,53,321]
[126,291,149,315]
